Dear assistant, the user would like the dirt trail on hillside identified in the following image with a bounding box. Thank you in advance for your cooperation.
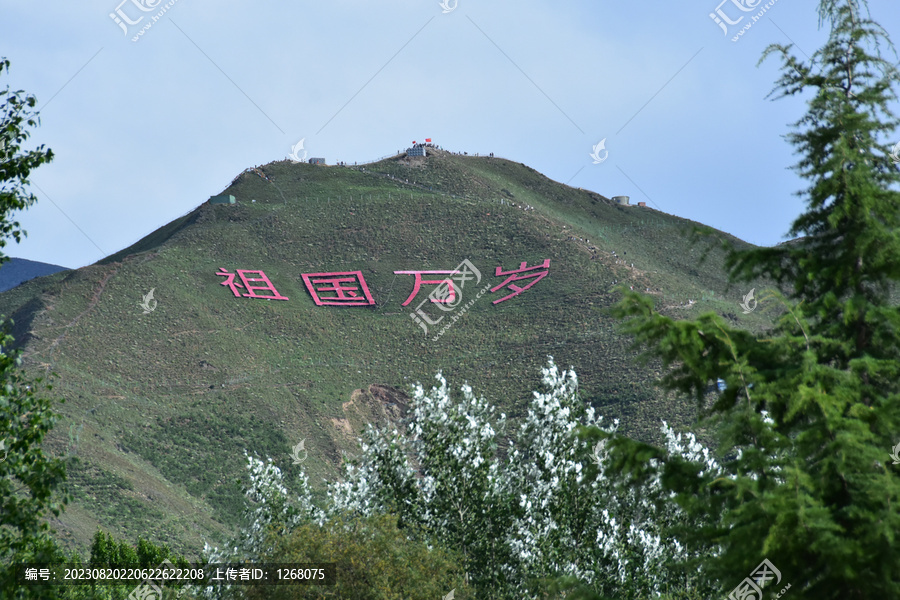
[38,265,121,362]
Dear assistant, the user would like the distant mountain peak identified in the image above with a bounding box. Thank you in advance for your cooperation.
[0,257,69,293]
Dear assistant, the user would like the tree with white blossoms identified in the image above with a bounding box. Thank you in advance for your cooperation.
[238,450,324,558]
[508,361,715,599]
[199,451,323,599]
[211,359,725,599]
[329,371,519,597]
[328,425,422,528]
[504,360,616,589]
[329,358,720,599]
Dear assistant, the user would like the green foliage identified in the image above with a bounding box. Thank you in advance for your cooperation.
[0,57,54,257]
[88,528,191,569]
[89,530,138,567]
[537,574,708,600]
[245,512,471,600]
[0,328,71,599]
[610,1,900,598]
[0,56,72,600]
[51,531,194,600]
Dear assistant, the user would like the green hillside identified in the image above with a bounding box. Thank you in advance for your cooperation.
[0,148,779,557]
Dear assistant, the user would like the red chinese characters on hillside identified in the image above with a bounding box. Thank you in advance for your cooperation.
[214,259,549,307]
[393,270,461,306]
[216,268,289,300]
[301,271,375,306]
[490,259,550,304]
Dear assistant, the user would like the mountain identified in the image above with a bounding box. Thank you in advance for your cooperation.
[0,257,68,293]
[0,148,780,556]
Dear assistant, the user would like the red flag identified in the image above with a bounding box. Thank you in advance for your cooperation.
[425,138,432,143]
[412,141,416,145]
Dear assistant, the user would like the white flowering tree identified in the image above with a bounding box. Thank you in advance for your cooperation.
[199,451,323,599]
[504,360,613,589]
[327,359,723,599]
[330,372,519,596]
[210,359,724,599]
[328,424,424,533]
[239,451,324,557]
[505,360,717,599]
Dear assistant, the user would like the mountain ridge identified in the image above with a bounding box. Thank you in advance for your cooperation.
[0,256,69,293]
[0,150,780,556]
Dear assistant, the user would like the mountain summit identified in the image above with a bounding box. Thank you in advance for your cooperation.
[0,150,773,554]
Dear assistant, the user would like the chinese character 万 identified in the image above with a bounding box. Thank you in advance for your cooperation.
[302,271,375,306]
[394,270,461,306]
[397,259,482,307]
[216,268,289,300]
[490,259,550,304]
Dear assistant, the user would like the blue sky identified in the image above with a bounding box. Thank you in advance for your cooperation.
[2,0,899,269]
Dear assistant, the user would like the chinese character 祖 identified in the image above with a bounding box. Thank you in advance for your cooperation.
[127,582,163,600]
[490,259,550,304]
[302,271,375,306]
[216,268,289,300]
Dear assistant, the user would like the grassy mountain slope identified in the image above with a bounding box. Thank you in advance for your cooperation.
[0,149,779,557]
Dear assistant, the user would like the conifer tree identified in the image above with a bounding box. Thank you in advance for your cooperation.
[609,1,900,597]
